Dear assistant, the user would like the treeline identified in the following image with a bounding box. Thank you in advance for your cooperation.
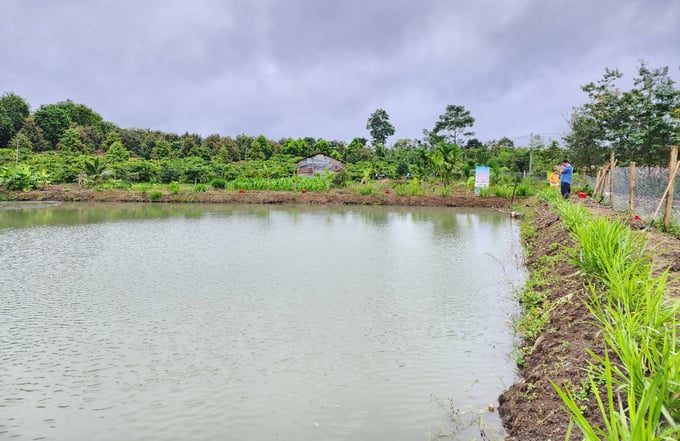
[0,92,570,186]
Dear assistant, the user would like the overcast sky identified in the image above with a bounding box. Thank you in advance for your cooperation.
[1,0,678,146]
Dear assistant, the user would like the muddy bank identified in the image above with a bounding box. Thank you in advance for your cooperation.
[1,185,512,209]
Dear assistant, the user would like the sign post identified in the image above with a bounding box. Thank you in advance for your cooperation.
[474,166,490,195]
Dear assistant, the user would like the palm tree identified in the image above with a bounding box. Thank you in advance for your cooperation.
[81,157,113,185]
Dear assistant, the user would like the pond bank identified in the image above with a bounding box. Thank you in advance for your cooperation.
[498,199,680,440]
[1,184,511,209]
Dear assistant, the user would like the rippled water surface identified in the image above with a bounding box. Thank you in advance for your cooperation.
[0,202,523,441]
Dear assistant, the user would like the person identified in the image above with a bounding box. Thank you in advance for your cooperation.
[559,159,573,199]
[548,168,560,189]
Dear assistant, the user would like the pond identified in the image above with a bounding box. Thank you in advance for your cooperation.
[0,202,524,441]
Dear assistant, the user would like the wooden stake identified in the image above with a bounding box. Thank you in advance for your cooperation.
[629,162,636,215]
[663,145,679,228]
[609,150,616,203]
[649,160,680,224]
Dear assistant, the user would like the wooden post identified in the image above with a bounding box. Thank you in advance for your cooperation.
[629,162,636,215]
[594,168,602,195]
[609,150,616,203]
[663,145,679,228]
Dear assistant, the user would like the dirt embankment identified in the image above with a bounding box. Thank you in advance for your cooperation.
[498,200,680,440]
[2,185,511,209]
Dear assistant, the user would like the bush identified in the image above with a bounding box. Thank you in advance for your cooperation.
[211,178,226,189]
[193,183,207,192]
[148,190,162,202]
[330,171,348,188]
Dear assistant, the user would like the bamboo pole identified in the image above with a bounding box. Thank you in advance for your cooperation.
[629,162,636,215]
[663,145,679,228]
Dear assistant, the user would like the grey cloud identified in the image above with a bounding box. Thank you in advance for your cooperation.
[1,0,678,144]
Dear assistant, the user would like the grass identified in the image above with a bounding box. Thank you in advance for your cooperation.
[544,193,680,440]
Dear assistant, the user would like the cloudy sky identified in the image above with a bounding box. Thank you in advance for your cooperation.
[1,0,678,145]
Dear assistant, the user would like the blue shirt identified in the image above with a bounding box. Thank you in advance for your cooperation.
[560,164,573,184]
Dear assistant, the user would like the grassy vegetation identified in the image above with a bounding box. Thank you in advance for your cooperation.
[541,190,680,440]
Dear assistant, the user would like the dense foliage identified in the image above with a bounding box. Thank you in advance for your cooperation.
[0,92,573,189]
[564,61,680,168]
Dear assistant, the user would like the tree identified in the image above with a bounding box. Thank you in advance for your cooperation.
[81,157,113,185]
[0,92,30,146]
[34,104,71,147]
[366,108,395,147]
[569,62,680,166]
[564,112,608,171]
[431,104,475,146]
[17,116,48,151]
[57,128,88,153]
[343,137,372,163]
[105,141,131,163]
[248,135,272,160]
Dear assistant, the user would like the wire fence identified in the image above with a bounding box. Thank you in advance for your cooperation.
[584,165,680,222]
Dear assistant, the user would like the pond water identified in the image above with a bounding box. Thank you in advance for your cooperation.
[0,202,523,441]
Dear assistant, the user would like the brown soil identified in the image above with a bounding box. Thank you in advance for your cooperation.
[498,199,680,441]
[2,184,512,209]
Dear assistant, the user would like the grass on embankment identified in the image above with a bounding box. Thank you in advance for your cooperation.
[540,190,680,440]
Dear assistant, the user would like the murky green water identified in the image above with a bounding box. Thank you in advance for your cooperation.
[0,202,523,441]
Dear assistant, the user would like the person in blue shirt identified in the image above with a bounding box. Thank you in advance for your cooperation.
[559,159,573,199]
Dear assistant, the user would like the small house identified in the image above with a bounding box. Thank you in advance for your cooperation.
[296,154,345,177]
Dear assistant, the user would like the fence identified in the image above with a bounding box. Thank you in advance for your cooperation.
[583,146,680,228]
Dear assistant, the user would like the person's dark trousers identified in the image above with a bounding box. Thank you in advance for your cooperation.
[561,182,571,199]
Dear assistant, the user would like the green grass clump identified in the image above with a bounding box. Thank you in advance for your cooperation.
[550,206,680,440]
[148,190,162,202]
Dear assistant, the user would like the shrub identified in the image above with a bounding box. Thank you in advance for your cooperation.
[193,183,207,193]
[211,178,226,189]
[148,190,162,202]
[331,171,348,188]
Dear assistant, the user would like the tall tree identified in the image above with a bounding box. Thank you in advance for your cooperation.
[0,92,30,146]
[431,104,475,146]
[366,108,395,147]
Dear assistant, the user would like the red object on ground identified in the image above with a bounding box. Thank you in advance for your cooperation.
[301,189,307,193]
[238,189,244,193]
[577,192,587,198]
[634,215,641,220]
[385,190,391,194]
